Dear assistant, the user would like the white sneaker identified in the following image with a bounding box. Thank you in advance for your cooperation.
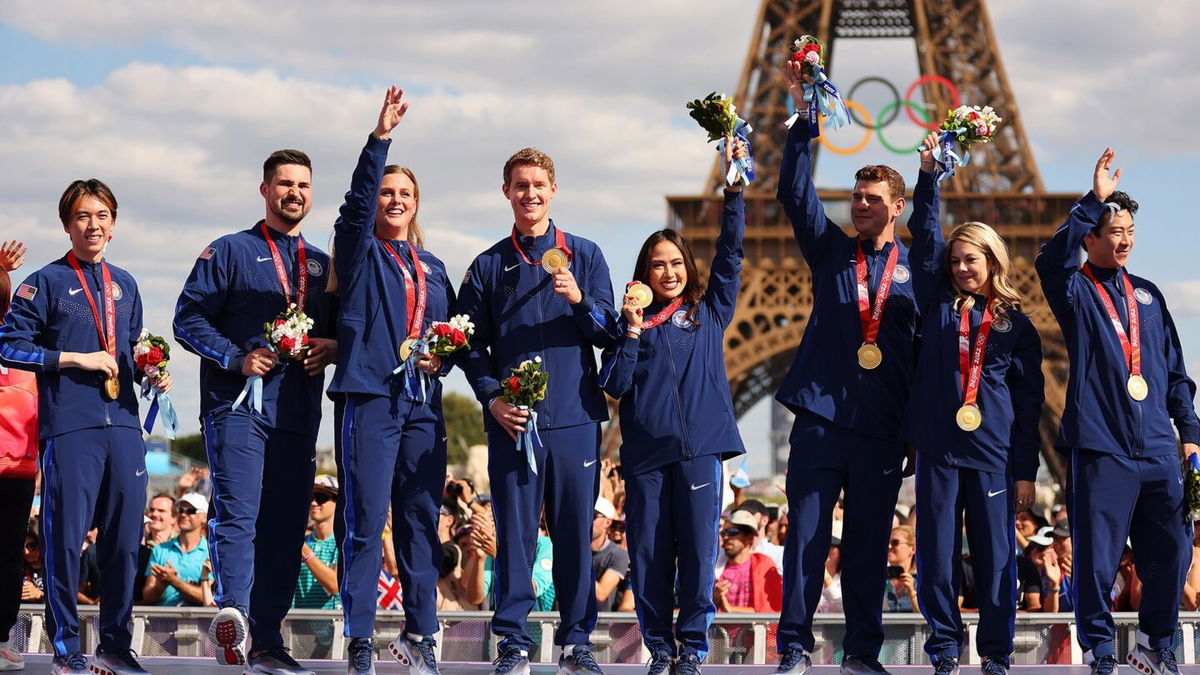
[0,642,22,671]
[208,607,248,666]
[1128,645,1179,675]
[388,635,440,675]
[89,650,150,675]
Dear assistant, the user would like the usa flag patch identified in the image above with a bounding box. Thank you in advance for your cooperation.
[15,284,37,301]
[198,247,216,260]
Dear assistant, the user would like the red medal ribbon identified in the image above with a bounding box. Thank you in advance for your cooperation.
[856,240,900,346]
[259,222,308,311]
[379,239,427,339]
[67,251,117,360]
[640,297,685,330]
[509,227,573,266]
[1082,265,1141,377]
[958,300,994,409]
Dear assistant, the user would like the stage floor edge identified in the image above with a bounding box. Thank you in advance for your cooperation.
[18,654,1200,674]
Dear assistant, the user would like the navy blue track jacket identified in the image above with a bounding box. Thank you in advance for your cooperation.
[327,135,455,400]
[455,222,620,431]
[173,224,336,438]
[904,170,1044,480]
[0,256,143,438]
[1036,191,1200,455]
[600,189,748,477]
[774,123,920,441]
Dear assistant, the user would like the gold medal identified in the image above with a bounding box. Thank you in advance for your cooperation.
[857,343,882,370]
[541,248,569,273]
[1127,374,1148,401]
[627,282,653,309]
[955,404,982,432]
[399,338,416,362]
[104,376,120,401]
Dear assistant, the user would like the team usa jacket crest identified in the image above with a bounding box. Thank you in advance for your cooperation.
[774,122,920,441]
[904,170,1044,480]
[600,189,748,477]
[455,223,621,431]
[1036,191,1200,456]
[0,256,144,439]
[327,135,455,401]
[173,225,336,438]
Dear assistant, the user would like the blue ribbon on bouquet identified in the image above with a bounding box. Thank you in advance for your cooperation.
[392,339,431,403]
[932,129,970,182]
[730,457,752,488]
[140,380,178,439]
[787,66,850,136]
[716,120,756,186]
[515,405,542,475]
[1190,453,1200,473]
[232,374,264,413]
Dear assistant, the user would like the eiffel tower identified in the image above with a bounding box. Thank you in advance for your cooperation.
[666,0,1076,483]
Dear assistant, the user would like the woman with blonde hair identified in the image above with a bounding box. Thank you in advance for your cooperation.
[905,134,1045,675]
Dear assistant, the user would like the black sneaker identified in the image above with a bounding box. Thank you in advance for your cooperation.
[776,647,812,675]
[492,646,530,675]
[672,653,702,675]
[841,655,890,675]
[646,650,672,675]
[980,657,1008,675]
[933,657,958,675]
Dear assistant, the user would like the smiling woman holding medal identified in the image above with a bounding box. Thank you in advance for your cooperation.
[1036,149,1199,675]
[598,138,747,675]
[903,134,1043,675]
[0,180,171,675]
[325,86,458,675]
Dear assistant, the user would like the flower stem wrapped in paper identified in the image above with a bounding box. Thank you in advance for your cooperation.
[786,36,851,136]
[686,92,755,186]
[1186,454,1200,522]
[424,314,475,357]
[931,105,1002,181]
[133,329,178,439]
[234,303,313,412]
[502,356,549,475]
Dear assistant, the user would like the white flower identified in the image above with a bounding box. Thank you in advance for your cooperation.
[804,51,820,65]
[534,356,542,363]
[144,365,160,378]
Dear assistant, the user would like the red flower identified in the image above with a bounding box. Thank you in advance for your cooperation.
[790,51,805,63]
[434,323,453,338]
[278,336,296,354]
[804,43,820,54]
[274,319,286,329]
[147,347,164,364]
[968,111,980,121]
[135,354,149,369]
[450,330,466,347]
[508,376,520,393]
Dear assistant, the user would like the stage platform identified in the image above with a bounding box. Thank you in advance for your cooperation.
[17,654,1200,674]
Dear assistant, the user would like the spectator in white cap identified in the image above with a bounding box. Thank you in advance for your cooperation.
[591,496,629,612]
[295,475,339,610]
[142,493,210,606]
[1016,526,1055,611]
[714,510,782,613]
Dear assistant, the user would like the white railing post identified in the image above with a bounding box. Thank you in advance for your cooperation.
[752,622,768,664]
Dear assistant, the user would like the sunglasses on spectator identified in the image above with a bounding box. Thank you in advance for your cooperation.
[608,522,625,532]
[312,493,334,505]
[720,527,750,537]
[176,505,199,516]
[24,540,38,550]
[889,538,910,547]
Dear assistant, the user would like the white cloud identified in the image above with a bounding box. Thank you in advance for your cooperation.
[1162,281,1200,318]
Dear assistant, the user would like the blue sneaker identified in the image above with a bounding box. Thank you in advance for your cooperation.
[347,639,374,675]
[980,657,1008,675]
[672,653,702,675]
[90,649,150,675]
[776,648,812,675]
[492,646,530,675]
[646,650,672,675]
[1091,654,1118,675]
[50,653,89,675]
[558,645,604,675]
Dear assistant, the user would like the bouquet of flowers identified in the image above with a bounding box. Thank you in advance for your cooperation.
[931,105,1003,181]
[785,35,850,136]
[686,93,755,186]
[424,314,475,357]
[133,329,178,439]
[263,303,313,359]
[502,357,549,475]
[1186,454,1200,522]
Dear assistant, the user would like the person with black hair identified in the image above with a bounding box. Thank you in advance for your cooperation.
[1036,148,1198,675]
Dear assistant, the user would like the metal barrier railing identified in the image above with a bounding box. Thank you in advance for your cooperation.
[13,606,1199,665]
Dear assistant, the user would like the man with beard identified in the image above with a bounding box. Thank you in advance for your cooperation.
[174,149,338,675]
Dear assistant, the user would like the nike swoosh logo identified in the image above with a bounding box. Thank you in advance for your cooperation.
[504,263,521,272]
[988,489,1006,498]
[883,467,898,476]
[257,256,272,262]
[583,459,598,468]
[136,469,146,477]
[68,287,84,296]
[690,483,711,491]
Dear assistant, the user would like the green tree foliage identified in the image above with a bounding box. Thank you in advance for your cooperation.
[443,392,485,466]
[170,433,207,464]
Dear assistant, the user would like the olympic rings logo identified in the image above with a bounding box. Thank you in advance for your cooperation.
[818,75,961,156]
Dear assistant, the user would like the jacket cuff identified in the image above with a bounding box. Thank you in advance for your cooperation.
[227,354,245,374]
[42,350,60,372]
[1078,190,1106,222]
[1179,424,1200,447]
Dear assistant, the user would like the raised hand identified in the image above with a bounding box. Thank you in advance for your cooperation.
[0,240,27,271]
[373,85,409,141]
[620,293,643,329]
[1093,147,1121,202]
[919,132,939,173]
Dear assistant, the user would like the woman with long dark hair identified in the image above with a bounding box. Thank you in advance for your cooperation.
[599,140,747,675]
[905,134,1044,675]
[327,86,456,675]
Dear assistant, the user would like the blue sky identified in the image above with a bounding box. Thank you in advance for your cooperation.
[2,1,1197,480]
